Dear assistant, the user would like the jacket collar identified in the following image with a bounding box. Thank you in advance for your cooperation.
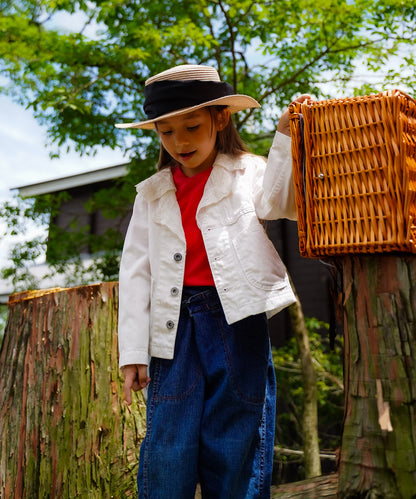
[135,153,251,240]
[199,154,242,210]
[136,167,175,201]
[136,152,249,204]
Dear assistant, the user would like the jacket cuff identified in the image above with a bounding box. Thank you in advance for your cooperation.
[271,130,292,152]
[119,350,150,368]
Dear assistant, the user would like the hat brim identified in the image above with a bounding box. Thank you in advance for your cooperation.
[115,95,260,130]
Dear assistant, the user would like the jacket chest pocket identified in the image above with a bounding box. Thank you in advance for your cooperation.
[231,221,286,289]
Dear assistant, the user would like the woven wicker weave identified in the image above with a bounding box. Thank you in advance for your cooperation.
[289,89,416,257]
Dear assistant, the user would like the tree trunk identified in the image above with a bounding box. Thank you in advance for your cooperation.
[0,283,146,498]
[338,255,416,498]
[288,280,322,479]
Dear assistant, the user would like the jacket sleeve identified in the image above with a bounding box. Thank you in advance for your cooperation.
[254,131,298,221]
[118,193,151,368]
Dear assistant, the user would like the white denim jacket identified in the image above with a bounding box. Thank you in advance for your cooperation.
[118,132,297,367]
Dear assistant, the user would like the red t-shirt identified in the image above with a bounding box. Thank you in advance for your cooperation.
[172,166,215,286]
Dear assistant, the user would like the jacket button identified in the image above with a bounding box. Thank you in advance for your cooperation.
[173,252,183,262]
[171,287,179,296]
[166,320,175,330]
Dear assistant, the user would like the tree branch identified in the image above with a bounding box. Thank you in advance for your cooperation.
[217,0,237,90]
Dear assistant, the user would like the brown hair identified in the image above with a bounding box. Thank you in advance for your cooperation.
[156,106,248,171]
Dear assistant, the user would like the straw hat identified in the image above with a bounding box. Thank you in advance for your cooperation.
[115,64,260,130]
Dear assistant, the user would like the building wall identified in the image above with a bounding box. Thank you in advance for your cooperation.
[266,219,334,347]
[50,181,131,256]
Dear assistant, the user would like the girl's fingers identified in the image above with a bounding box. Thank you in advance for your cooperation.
[292,94,314,105]
[137,364,151,389]
[122,364,149,405]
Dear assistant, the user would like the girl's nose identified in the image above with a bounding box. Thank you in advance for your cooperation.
[175,131,189,147]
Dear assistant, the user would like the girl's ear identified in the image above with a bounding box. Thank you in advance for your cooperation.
[216,108,231,131]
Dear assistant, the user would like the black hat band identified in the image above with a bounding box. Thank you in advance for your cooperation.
[143,80,234,120]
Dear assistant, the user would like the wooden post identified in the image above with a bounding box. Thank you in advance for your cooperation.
[0,283,146,498]
[338,255,416,498]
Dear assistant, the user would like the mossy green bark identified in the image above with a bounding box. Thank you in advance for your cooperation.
[0,283,146,498]
[338,256,416,498]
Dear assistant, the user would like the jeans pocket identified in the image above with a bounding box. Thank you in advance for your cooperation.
[221,313,270,405]
[150,355,202,402]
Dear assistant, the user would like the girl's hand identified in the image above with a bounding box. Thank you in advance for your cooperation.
[121,364,150,405]
[277,94,313,136]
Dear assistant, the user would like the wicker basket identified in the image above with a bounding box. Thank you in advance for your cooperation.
[289,89,416,257]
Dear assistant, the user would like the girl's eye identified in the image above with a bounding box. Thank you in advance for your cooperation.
[187,125,200,131]
[160,130,172,136]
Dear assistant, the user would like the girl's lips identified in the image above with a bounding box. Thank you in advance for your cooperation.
[179,151,196,161]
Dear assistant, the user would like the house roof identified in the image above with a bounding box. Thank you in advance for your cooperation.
[13,163,129,198]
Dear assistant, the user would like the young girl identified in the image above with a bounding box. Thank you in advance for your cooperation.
[116,64,309,499]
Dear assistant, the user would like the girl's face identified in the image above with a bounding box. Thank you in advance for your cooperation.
[156,108,227,177]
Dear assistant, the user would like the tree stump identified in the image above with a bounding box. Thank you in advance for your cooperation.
[0,283,146,498]
[338,255,416,498]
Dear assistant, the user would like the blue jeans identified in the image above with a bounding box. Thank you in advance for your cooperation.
[138,287,276,499]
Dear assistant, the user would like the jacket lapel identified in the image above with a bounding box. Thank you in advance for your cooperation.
[198,154,244,211]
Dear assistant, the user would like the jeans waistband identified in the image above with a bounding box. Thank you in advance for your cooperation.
[181,286,219,308]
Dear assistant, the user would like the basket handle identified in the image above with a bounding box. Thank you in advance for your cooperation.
[299,113,307,225]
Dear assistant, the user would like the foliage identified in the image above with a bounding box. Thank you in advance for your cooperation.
[1,0,416,287]
[273,318,344,453]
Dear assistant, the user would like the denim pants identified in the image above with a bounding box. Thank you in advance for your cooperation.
[137,287,276,499]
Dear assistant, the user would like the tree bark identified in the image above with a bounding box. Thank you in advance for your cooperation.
[288,281,322,479]
[0,283,146,498]
[338,255,416,498]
